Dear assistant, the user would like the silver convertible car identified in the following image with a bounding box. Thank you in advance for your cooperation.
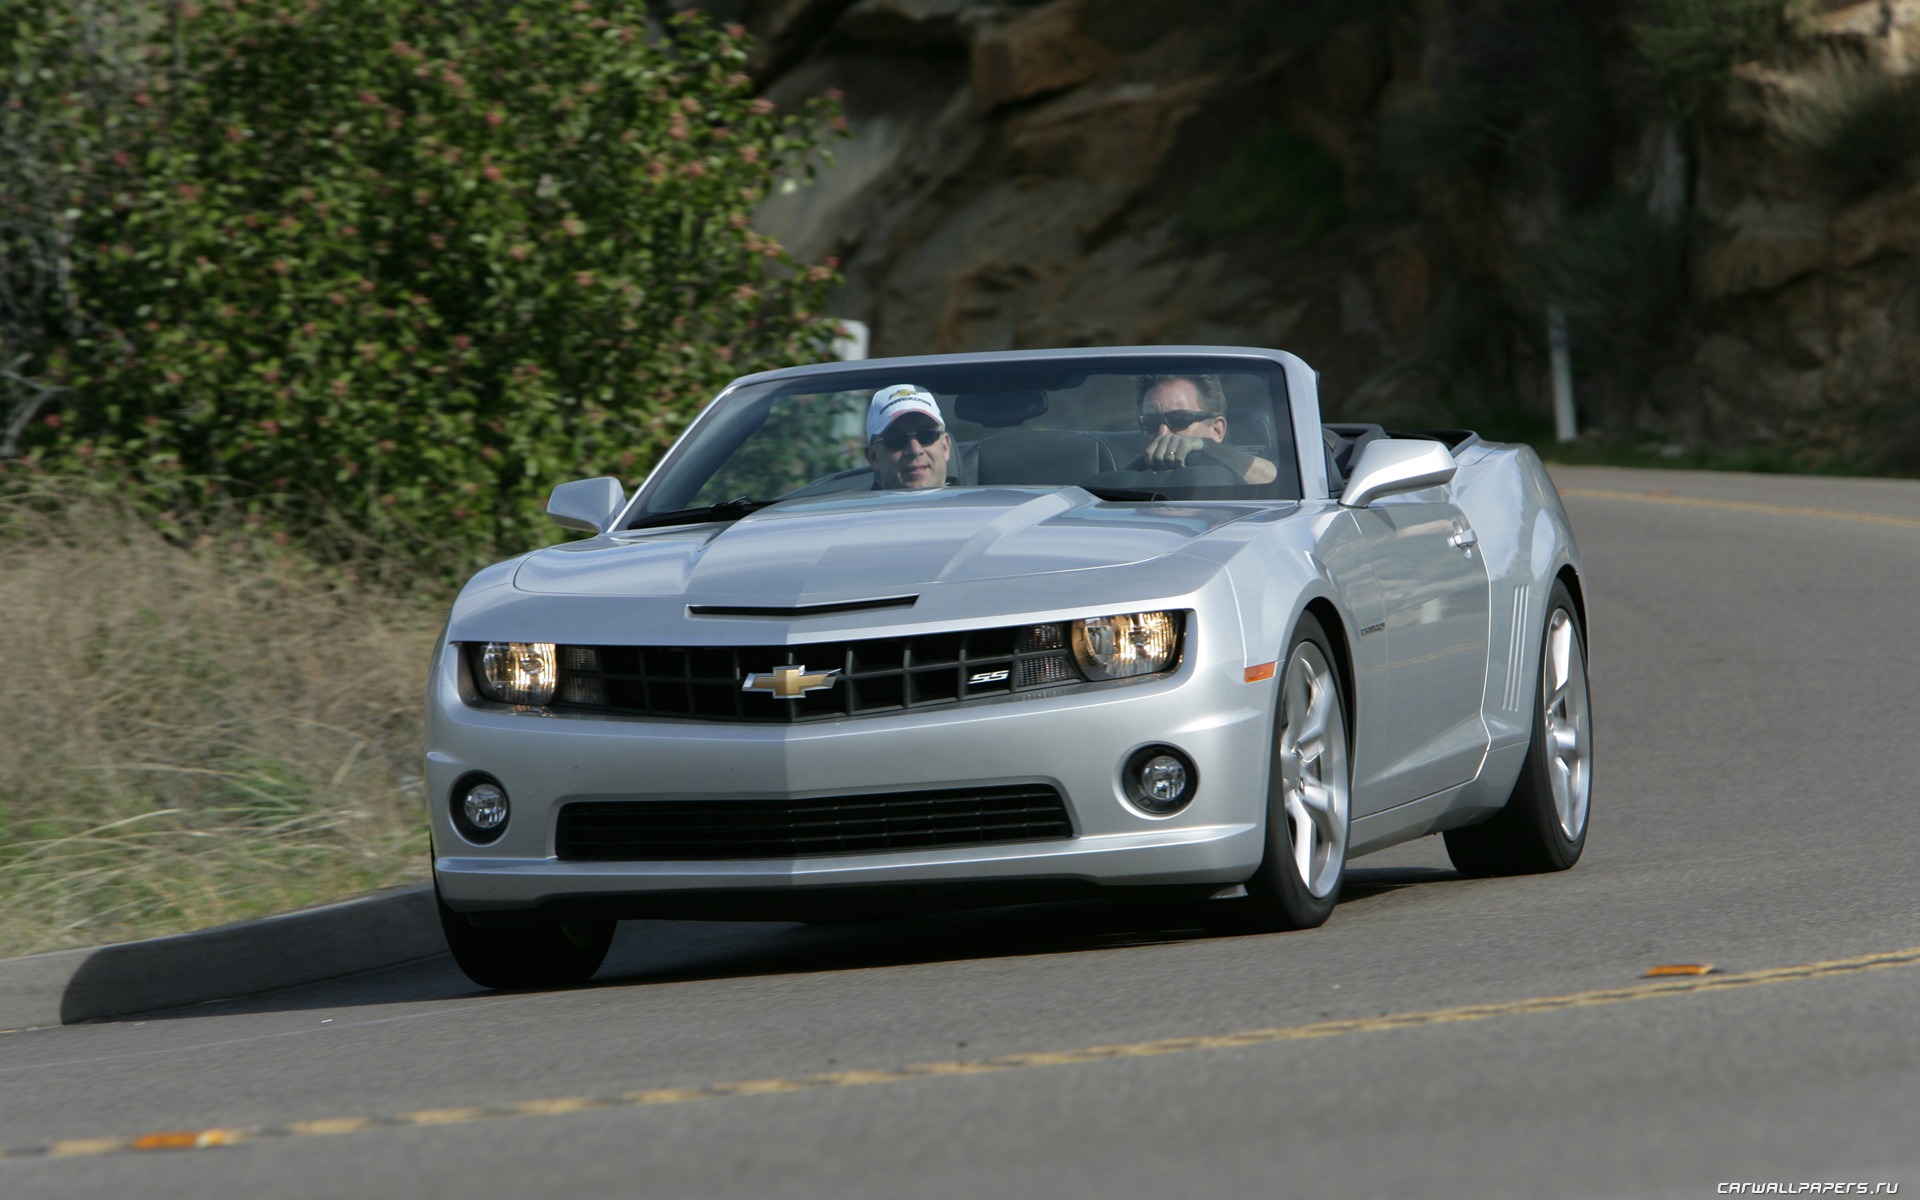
[427,347,1592,989]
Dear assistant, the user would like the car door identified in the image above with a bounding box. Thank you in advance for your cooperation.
[1347,487,1491,812]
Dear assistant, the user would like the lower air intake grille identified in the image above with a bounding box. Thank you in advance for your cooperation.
[555,785,1073,861]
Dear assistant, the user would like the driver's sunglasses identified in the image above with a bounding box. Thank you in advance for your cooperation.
[1139,410,1219,435]
[879,427,945,451]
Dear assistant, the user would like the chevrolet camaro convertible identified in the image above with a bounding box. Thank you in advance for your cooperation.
[427,347,1592,989]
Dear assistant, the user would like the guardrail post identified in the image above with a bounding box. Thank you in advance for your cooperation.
[1548,304,1577,443]
[831,318,870,362]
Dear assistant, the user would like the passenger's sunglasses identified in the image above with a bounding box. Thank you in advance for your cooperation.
[878,427,945,451]
[1139,410,1220,435]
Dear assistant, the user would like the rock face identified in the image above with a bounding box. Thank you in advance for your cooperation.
[1677,2,1920,465]
[716,0,1920,465]
[969,1,1112,112]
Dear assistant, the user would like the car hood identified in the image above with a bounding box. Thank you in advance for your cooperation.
[512,488,1263,603]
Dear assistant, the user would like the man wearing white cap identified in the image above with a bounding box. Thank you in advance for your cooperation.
[864,384,952,490]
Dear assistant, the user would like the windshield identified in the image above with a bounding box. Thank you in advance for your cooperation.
[632,354,1299,523]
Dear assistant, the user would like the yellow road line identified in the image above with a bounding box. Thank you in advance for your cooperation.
[6,944,1917,1163]
[1559,486,1920,530]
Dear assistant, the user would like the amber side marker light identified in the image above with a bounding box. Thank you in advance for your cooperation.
[1644,964,1716,977]
[1244,662,1277,683]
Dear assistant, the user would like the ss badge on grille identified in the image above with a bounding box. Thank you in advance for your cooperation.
[741,664,841,700]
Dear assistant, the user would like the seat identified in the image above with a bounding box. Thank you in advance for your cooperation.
[974,430,1116,486]
[1323,423,1387,494]
[1223,406,1277,457]
[946,440,979,486]
[1093,429,1142,465]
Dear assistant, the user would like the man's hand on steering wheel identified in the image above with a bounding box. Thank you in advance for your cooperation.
[1142,433,1210,471]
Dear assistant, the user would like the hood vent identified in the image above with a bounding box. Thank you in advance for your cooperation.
[688,595,918,618]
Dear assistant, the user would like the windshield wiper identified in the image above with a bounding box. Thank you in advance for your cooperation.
[1082,486,1171,502]
[625,496,778,530]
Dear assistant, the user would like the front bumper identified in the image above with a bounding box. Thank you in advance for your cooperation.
[428,635,1273,916]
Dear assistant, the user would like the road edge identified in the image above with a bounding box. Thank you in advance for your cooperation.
[0,884,444,1029]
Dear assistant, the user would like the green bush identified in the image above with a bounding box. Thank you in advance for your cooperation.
[1634,0,1813,109]
[1370,91,1496,202]
[0,0,153,460]
[1776,47,1920,199]
[4,0,843,572]
[1527,196,1688,354]
[1183,125,1345,243]
[1369,1,1616,214]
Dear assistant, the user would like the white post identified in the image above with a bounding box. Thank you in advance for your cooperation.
[1547,304,1577,443]
[830,318,870,362]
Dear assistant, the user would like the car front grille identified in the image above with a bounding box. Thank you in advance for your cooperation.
[554,784,1074,860]
[545,621,1095,723]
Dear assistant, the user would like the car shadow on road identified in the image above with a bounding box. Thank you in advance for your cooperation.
[107,864,1461,1022]
[590,863,1462,987]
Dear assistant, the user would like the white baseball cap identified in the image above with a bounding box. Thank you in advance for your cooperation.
[866,384,944,440]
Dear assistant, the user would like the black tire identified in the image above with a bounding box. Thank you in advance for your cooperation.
[436,882,615,991]
[1234,613,1352,932]
[1445,580,1592,877]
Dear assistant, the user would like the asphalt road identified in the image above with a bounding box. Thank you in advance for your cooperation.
[4,464,1918,1199]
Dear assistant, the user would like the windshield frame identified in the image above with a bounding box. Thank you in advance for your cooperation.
[616,346,1310,528]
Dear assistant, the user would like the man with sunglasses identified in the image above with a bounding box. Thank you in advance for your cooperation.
[1134,373,1277,484]
[865,384,954,490]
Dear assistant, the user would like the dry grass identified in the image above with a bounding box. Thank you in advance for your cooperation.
[0,482,444,956]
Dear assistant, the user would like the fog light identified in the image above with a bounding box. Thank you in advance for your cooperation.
[1124,745,1196,816]
[465,784,507,829]
[452,776,509,844]
[1140,756,1186,804]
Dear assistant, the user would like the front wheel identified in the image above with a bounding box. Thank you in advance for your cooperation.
[436,882,615,991]
[1445,580,1592,876]
[1237,614,1351,932]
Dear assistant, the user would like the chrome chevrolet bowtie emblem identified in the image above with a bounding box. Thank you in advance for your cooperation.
[741,664,841,700]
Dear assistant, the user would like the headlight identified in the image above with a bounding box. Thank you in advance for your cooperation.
[474,642,558,705]
[1070,611,1180,680]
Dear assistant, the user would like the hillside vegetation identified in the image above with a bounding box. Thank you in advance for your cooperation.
[3,0,843,571]
[0,486,439,955]
[0,1,842,953]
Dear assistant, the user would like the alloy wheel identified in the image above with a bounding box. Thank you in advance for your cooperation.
[1542,608,1592,840]
[1278,641,1349,898]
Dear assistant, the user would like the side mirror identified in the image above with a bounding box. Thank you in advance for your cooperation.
[1339,439,1457,508]
[546,477,626,533]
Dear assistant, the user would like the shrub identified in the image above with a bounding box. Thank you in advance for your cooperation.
[1776,47,1920,199]
[4,0,843,573]
[1370,1,1616,212]
[1370,91,1497,202]
[0,0,154,458]
[1184,125,1345,243]
[1634,0,1814,110]
[1526,196,1688,354]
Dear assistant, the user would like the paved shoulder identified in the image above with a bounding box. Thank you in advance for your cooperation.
[1550,464,1920,527]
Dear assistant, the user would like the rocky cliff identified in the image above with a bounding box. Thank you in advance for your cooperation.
[677,0,1920,470]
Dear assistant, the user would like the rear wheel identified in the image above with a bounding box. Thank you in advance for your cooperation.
[436,881,614,991]
[1238,614,1351,931]
[1445,581,1592,876]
